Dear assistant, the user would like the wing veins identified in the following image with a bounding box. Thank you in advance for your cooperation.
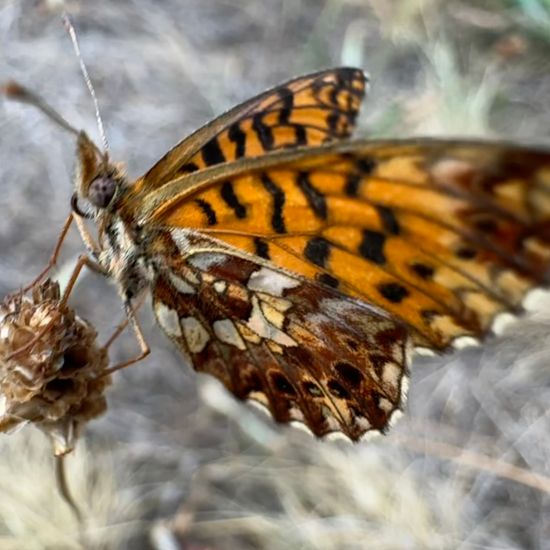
[198,225,519,311]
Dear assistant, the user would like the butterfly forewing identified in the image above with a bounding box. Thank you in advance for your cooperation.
[142,139,550,350]
[151,230,410,440]
[135,68,367,193]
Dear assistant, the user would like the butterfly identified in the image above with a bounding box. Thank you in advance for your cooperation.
[10,66,550,442]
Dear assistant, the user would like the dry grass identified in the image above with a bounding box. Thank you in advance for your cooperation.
[1,0,550,548]
[0,430,143,549]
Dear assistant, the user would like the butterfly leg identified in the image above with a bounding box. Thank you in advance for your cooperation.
[73,212,102,262]
[103,317,129,351]
[17,213,74,294]
[102,293,147,351]
[60,253,106,307]
[54,252,149,375]
[102,300,151,376]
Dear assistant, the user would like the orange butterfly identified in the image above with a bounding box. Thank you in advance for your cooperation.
[7,66,550,441]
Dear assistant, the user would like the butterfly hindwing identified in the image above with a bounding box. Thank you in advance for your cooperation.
[142,139,550,350]
[150,229,410,441]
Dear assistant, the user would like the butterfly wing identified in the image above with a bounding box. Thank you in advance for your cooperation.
[135,68,367,192]
[140,138,550,351]
[151,229,410,441]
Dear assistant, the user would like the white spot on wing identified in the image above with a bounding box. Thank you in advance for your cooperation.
[491,312,517,335]
[414,346,437,357]
[321,406,340,431]
[155,302,182,338]
[289,420,315,438]
[359,429,382,442]
[400,375,409,406]
[452,336,480,349]
[248,396,271,417]
[354,416,372,431]
[379,397,393,413]
[213,319,246,350]
[257,292,293,312]
[523,287,550,311]
[246,296,297,347]
[248,267,300,296]
[382,362,401,387]
[189,253,228,271]
[181,316,210,353]
[260,301,285,329]
[170,228,191,252]
[214,280,227,294]
[167,272,196,294]
[389,409,403,427]
[324,431,352,443]
[288,406,305,422]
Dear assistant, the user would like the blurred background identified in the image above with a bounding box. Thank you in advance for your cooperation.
[1,0,550,548]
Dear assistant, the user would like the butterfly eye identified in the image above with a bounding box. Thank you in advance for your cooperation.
[88,176,117,208]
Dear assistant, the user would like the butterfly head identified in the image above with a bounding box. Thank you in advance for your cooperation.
[72,131,128,218]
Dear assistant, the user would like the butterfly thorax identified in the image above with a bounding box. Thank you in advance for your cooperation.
[97,212,155,301]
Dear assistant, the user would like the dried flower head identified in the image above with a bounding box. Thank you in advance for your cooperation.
[0,279,110,455]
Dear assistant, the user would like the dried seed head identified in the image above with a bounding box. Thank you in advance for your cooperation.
[0,279,110,455]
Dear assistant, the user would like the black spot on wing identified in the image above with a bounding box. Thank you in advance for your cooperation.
[176,162,200,176]
[357,157,376,174]
[277,87,293,124]
[327,112,339,134]
[261,173,286,233]
[195,198,217,225]
[252,114,274,150]
[410,262,435,280]
[378,282,409,303]
[334,360,363,386]
[345,173,361,197]
[293,124,307,146]
[270,372,296,396]
[304,237,331,267]
[327,380,350,399]
[254,237,270,259]
[359,230,386,265]
[318,273,340,288]
[297,172,327,219]
[474,217,499,233]
[456,247,477,260]
[201,138,226,166]
[220,181,247,219]
[377,206,400,235]
[227,122,247,158]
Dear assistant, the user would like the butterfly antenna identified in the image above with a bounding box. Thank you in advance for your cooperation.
[62,13,109,153]
[1,80,81,137]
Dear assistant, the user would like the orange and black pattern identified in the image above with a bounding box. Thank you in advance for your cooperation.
[67,67,550,440]
[144,140,550,350]
[134,68,367,193]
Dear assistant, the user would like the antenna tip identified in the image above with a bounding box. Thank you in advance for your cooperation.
[1,80,28,100]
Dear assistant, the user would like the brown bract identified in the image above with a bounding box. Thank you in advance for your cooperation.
[0,280,110,455]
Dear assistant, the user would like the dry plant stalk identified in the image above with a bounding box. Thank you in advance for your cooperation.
[0,279,111,456]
